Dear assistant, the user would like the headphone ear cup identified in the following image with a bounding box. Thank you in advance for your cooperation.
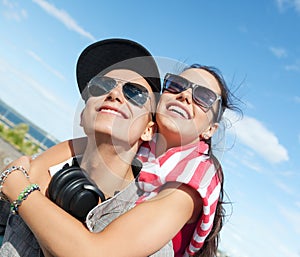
[48,163,105,221]
[48,166,85,202]
[56,177,100,221]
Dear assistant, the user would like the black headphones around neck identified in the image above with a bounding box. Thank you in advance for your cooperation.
[47,158,105,222]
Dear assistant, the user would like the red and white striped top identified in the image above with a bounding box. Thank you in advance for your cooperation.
[136,139,221,256]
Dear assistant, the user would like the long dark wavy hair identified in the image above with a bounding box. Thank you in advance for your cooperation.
[184,64,242,257]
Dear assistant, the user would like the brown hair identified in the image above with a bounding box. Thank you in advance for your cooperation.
[184,64,242,257]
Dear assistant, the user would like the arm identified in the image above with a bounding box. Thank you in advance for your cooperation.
[2,157,201,257]
[23,137,87,194]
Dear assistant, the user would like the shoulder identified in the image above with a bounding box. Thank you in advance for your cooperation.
[28,138,86,193]
[33,137,87,167]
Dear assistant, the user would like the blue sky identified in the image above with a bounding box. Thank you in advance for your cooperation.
[1,0,300,256]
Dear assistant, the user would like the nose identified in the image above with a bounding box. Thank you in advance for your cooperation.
[176,88,193,104]
[105,84,124,103]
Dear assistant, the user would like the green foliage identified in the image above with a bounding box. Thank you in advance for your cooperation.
[0,123,40,156]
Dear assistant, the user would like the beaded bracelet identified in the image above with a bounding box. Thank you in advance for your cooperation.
[0,166,30,187]
[0,166,30,201]
[10,184,40,214]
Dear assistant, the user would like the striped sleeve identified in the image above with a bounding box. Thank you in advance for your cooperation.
[136,140,222,255]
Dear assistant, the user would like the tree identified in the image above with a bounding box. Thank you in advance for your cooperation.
[0,123,40,156]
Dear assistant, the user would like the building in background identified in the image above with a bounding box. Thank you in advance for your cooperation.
[0,98,59,170]
[0,137,22,171]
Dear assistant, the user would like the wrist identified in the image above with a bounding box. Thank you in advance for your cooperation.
[1,167,30,202]
[10,183,40,214]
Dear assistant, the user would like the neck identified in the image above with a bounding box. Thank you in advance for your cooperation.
[155,132,201,157]
[80,136,136,198]
[155,133,168,157]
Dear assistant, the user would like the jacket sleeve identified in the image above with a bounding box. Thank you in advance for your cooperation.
[0,200,10,236]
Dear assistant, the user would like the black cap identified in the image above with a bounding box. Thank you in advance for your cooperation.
[76,38,161,102]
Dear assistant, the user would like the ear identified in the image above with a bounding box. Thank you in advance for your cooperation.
[140,121,156,141]
[201,122,219,140]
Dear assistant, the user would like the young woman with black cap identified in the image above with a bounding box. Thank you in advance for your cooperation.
[0,38,162,256]
[0,41,241,256]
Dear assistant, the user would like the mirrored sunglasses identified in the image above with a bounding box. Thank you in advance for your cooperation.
[86,76,150,107]
[163,73,222,111]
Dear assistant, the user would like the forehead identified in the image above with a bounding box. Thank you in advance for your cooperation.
[104,69,153,93]
[179,68,221,95]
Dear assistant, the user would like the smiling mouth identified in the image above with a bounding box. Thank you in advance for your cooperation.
[98,108,127,118]
[167,105,190,119]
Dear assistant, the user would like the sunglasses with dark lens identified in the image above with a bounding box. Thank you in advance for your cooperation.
[163,73,222,111]
[86,76,150,107]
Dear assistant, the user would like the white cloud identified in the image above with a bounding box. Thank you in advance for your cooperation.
[295,0,300,12]
[226,113,289,163]
[32,0,95,41]
[274,180,294,195]
[269,46,287,58]
[27,50,65,81]
[294,96,300,103]
[221,208,300,257]
[2,0,28,21]
[285,63,300,72]
[276,0,300,13]
[268,48,300,72]
[279,205,300,235]
[241,158,262,172]
[276,0,289,11]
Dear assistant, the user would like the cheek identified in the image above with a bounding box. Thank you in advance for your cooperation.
[156,112,178,133]
[80,106,93,130]
[195,104,213,125]
[80,99,105,134]
[193,112,210,135]
[157,94,170,109]
[128,111,150,139]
